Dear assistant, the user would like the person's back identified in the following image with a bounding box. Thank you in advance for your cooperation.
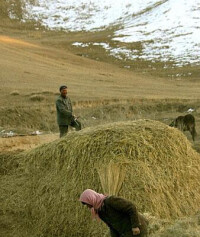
[98,196,148,237]
[79,189,148,237]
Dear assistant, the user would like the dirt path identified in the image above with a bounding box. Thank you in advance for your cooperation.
[0,134,58,152]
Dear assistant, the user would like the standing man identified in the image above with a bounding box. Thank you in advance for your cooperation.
[56,85,81,137]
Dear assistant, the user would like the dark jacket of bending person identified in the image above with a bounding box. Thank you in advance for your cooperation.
[79,189,148,237]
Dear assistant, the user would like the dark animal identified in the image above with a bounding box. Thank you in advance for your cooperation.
[169,114,197,141]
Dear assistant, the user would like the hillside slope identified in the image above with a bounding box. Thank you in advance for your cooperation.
[1,34,200,101]
[22,0,200,66]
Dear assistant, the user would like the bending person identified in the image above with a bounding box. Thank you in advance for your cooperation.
[79,189,148,237]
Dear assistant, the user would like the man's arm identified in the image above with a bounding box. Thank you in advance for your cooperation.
[107,196,140,229]
[56,100,72,117]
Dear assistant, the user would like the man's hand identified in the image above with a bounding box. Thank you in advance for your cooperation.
[132,227,140,235]
[73,115,80,120]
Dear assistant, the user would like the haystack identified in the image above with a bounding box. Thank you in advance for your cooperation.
[1,120,200,237]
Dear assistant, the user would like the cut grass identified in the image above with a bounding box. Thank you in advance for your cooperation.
[1,120,200,237]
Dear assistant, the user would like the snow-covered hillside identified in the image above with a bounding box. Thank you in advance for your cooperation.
[24,0,200,67]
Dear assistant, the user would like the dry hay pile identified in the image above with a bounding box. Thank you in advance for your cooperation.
[148,212,200,237]
[1,120,200,237]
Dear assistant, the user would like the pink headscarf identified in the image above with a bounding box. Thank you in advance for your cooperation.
[79,189,107,219]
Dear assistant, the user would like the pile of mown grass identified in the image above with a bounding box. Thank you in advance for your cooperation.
[0,151,22,175]
[1,120,200,237]
[148,212,200,237]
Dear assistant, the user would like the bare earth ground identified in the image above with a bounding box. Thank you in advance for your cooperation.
[0,33,199,100]
[0,134,58,152]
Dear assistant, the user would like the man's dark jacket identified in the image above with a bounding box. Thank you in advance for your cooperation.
[56,95,73,125]
[98,196,148,237]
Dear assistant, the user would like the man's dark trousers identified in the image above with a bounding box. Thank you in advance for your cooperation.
[59,119,81,137]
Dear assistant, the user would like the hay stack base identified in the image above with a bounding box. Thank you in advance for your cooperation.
[1,120,200,237]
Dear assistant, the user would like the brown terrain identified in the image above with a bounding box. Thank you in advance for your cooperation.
[0,29,200,152]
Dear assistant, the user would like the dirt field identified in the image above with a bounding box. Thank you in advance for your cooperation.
[0,17,200,166]
[0,26,200,150]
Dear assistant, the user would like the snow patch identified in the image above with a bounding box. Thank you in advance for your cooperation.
[23,0,200,66]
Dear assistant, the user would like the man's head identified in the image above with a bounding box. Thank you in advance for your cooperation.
[59,85,67,97]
